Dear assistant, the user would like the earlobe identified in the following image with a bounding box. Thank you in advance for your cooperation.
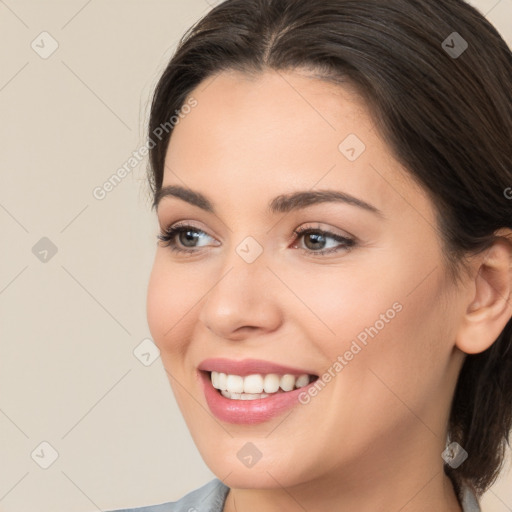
[455,231,512,355]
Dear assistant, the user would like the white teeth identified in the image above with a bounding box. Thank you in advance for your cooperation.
[240,393,269,400]
[226,374,244,393]
[280,374,296,392]
[217,372,227,390]
[211,371,219,389]
[243,374,263,394]
[211,371,313,396]
[263,374,280,393]
[220,390,270,400]
[295,374,309,388]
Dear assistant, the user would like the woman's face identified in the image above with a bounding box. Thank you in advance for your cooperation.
[147,69,467,490]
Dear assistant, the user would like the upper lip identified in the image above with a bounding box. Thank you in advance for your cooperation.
[198,358,318,377]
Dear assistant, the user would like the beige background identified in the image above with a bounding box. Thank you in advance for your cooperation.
[0,1,511,510]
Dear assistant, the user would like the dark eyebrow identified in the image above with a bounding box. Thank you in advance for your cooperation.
[154,185,383,217]
[154,185,214,212]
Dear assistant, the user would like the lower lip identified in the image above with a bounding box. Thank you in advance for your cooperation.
[199,371,317,424]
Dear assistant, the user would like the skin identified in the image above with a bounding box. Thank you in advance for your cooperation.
[146,69,512,512]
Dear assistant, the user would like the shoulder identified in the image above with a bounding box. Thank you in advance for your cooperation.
[105,478,230,512]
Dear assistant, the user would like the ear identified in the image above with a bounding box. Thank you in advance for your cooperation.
[455,229,512,355]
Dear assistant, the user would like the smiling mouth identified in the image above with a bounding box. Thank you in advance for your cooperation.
[205,370,319,400]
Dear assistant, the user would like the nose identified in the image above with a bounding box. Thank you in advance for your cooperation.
[198,247,282,341]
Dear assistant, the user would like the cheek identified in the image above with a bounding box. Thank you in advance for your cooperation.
[146,254,200,359]
[288,252,451,402]
[332,270,452,427]
[283,260,403,347]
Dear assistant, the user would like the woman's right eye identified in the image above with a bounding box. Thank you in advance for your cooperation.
[157,224,217,254]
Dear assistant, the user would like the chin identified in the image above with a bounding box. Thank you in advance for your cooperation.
[198,445,313,489]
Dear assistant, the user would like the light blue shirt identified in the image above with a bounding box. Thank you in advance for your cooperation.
[107,477,481,511]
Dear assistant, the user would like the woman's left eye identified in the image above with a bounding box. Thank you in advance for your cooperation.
[291,226,356,256]
[157,223,356,256]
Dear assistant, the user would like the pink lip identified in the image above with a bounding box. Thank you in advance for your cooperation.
[197,358,317,377]
[197,359,319,425]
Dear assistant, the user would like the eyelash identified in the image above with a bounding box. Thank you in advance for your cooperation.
[157,222,356,257]
[292,226,356,255]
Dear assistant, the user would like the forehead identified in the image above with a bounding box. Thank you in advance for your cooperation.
[163,69,433,222]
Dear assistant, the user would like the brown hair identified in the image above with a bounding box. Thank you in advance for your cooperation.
[146,0,512,496]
